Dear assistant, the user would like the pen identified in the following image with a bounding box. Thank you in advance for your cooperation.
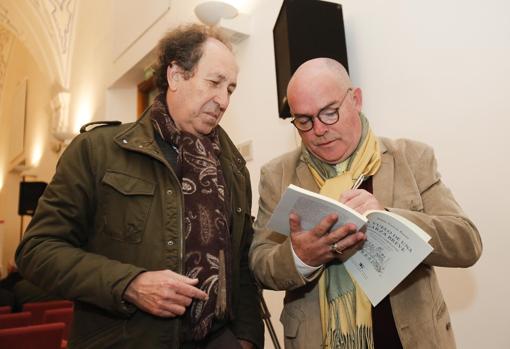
[351,174,366,190]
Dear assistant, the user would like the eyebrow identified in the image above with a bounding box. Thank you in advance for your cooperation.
[292,101,338,118]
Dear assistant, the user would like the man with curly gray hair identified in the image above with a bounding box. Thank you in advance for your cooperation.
[16,24,263,349]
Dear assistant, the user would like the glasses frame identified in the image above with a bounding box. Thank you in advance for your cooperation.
[290,88,353,132]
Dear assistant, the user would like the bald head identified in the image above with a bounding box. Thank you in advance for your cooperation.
[287,58,351,106]
[286,58,363,164]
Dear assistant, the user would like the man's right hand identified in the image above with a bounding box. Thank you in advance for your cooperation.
[290,213,366,267]
[123,270,208,317]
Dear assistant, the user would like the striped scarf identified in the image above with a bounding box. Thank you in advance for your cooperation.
[303,114,380,349]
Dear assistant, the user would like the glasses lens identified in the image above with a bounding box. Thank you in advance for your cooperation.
[317,109,339,125]
[292,117,313,131]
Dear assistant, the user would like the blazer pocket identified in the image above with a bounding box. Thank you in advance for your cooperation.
[99,171,155,243]
[280,305,304,339]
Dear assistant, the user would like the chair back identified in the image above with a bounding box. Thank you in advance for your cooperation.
[43,307,74,340]
[0,311,32,329]
[0,306,11,314]
[0,322,64,349]
[22,300,73,324]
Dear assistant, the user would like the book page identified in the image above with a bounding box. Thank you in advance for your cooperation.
[266,185,367,236]
[344,212,433,306]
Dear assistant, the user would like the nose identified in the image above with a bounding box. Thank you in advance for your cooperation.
[312,117,328,136]
[214,89,230,111]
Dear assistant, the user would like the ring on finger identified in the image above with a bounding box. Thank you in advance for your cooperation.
[330,242,343,254]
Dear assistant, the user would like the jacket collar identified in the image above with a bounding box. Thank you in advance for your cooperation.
[113,109,246,172]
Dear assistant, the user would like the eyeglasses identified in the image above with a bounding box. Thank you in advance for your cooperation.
[290,88,353,132]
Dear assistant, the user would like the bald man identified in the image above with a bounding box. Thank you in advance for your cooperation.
[249,58,482,349]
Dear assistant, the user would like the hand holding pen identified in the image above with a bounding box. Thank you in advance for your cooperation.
[341,174,384,213]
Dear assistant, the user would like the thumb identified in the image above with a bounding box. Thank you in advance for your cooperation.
[289,212,302,235]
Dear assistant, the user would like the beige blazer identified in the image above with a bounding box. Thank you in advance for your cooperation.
[249,138,482,349]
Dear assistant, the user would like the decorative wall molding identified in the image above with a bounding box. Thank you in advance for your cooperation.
[0,25,14,107]
[27,0,77,87]
[29,0,76,56]
[0,4,22,38]
[0,0,78,89]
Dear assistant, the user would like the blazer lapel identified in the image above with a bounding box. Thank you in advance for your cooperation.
[295,157,320,192]
[373,141,395,208]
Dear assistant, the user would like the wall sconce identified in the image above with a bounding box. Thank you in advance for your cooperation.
[50,91,76,153]
[194,1,250,43]
[195,1,239,26]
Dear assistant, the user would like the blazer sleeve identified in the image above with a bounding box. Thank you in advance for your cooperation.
[249,163,312,291]
[387,141,482,268]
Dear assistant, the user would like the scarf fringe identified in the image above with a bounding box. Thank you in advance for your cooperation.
[324,293,374,349]
[327,325,374,349]
[215,249,227,318]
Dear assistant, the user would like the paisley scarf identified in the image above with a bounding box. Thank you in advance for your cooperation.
[151,93,232,340]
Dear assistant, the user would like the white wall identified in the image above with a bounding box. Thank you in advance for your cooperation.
[221,1,509,348]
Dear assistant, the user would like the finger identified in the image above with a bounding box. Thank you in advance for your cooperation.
[166,291,194,307]
[325,223,358,244]
[336,239,366,260]
[330,231,366,254]
[289,212,302,234]
[165,303,187,316]
[339,189,364,204]
[171,279,208,300]
[310,214,338,237]
[167,270,200,285]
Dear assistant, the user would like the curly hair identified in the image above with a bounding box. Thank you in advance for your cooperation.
[154,24,232,93]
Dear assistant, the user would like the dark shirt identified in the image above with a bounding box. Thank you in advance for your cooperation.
[362,178,403,349]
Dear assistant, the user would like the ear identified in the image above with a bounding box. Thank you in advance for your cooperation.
[166,64,182,91]
[352,87,363,112]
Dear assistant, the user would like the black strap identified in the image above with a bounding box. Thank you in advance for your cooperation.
[79,121,121,133]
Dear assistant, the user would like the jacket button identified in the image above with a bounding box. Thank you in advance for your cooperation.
[122,139,128,144]
[166,189,173,195]
[236,207,242,213]
[446,322,451,330]
[167,240,174,246]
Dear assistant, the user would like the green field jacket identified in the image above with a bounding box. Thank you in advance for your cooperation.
[16,113,264,348]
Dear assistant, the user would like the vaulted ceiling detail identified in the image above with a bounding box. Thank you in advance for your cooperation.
[0,0,78,89]
[29,0,76,57]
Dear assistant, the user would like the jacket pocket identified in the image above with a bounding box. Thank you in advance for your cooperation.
[99,171,155,243]
[280,304,305,349]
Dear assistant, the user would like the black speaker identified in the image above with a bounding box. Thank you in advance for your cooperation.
[273,0,349,118]
[18,181,47,216]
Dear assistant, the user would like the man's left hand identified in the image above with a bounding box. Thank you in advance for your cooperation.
[340,189,384,214]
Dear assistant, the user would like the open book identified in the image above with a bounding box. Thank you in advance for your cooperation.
[266,184,433,306]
